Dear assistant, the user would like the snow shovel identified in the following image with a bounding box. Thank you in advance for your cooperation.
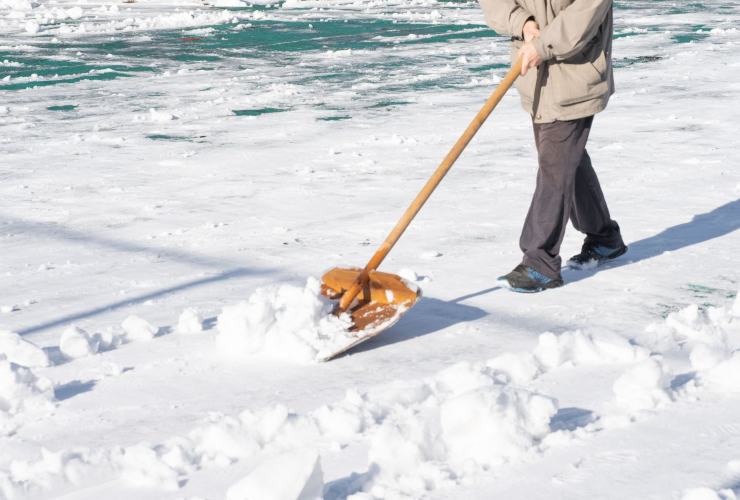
[320,59,523,361]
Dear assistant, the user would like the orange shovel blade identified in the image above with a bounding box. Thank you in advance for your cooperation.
[320,267,421,358]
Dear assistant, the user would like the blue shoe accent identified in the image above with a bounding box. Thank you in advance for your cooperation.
[526,266,556,284]
[498,264,563,293]
[592,245,621,257]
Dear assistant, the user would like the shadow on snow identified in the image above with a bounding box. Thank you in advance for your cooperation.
[564,199,740,283]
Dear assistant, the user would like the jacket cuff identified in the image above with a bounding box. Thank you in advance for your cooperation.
[533,36,555,61]
[510,9,534,40]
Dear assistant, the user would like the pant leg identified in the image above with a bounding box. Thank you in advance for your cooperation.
[519,116,593,279]
[571,150,624,248]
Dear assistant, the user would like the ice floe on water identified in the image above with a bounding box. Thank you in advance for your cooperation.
[216,277,354,363]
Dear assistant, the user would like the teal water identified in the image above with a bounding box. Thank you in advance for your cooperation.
[0,1,730,114]
[0,18,494,92]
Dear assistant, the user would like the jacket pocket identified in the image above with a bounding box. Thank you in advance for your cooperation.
[549,50,609,107]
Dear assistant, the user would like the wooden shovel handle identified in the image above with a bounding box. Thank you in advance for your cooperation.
[337,59,522,313]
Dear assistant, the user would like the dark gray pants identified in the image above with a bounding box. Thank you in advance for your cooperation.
[520,116,623,279]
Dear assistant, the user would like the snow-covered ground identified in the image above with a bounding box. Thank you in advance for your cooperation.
[1,0,739,499]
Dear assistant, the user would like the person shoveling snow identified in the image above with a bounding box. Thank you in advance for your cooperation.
[481,0,629,292]
[318,0,633,356]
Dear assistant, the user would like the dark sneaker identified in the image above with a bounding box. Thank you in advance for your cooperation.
[498,264,564,293]
[567,243,628,270]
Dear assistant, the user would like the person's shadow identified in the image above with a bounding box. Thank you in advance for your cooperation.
[564,199,740,283]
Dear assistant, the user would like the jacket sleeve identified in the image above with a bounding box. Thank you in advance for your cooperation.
[533,0,612,61]
[478,0,533,38]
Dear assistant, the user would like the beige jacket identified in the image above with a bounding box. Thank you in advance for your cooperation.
[478,0,614,123]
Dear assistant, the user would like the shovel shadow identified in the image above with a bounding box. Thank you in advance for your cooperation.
[349,296,488,355]
[564,199,740,283]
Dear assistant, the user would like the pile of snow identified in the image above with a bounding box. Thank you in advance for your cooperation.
[699,352,740,394]
[58,326,116,360]
[226,450,323,500]
[2,403,321,495]
[1,447,111,497]
[534,330,649,371]
[121,315,158,342]
[355,361,557,498]
[176,308,203,335]
[645,296,740,394]
[58,318,153,360]
[645,299,739,354]
[611,357,673,416]
[215,278,354,363]
[0,330,49,368]
[0,355,55,435]
[0,357,559,497]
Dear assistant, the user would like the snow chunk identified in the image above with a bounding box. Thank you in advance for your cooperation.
[121,316,158,342]
[226,449,323,500]
[0,330,49,368]
[612,357,672,415]
[689,343,729,372]
[681,487,736,500]
[176,308,203,335]
[646,302,734,353]
[115,443,182,491]
[700,352,740,393]
[215,278,353,363]
[486,352,542,385]
[534,330,648,371]
[59,326,100,360]
[0,356,55,435]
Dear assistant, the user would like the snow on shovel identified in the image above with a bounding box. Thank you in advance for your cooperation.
[320,59,523,361]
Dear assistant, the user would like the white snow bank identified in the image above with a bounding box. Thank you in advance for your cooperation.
[534,330,649,371]
[359,361,557,497]
[0,355,55,435]
[176,308,203,335]
[612,357,672,415]
[0,356,558,497]
[1,403,320,496]
[645,295,740,394]
[1,447,111,497]
[646,300,739,354]
[216,278,354,363]
[226,449,323,500]
[0,330,49,368]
